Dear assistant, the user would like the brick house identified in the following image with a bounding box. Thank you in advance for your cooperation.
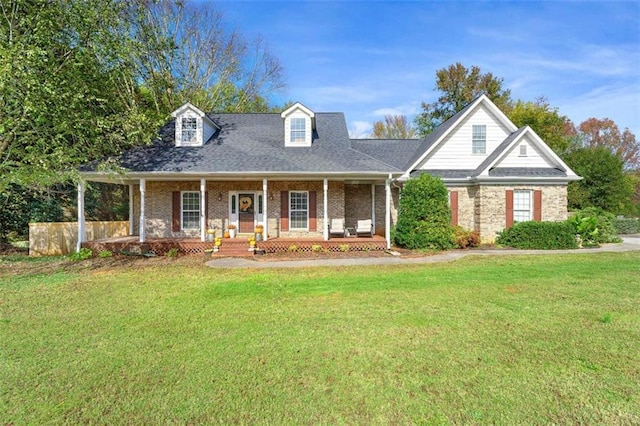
[78,95,579,249]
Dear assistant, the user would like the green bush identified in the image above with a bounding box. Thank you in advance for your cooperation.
[570,208,621,244]
[166,247,179,257]
[496,221,578,250]
[613,217,640,234]
[394,174,454,250]
[68,247,93,261]
[98,250,113,258]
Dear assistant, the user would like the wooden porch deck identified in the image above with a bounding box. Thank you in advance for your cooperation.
[82,235,387,257]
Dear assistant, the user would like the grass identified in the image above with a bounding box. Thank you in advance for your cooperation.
[1,252,639,424]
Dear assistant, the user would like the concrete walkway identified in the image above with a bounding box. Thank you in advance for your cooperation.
[205,235,640,269]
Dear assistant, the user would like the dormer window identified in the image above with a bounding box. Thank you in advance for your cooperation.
[281,102,315,147]
[181,117,198,145]
[171,102,218,147]
[290,118,306,143]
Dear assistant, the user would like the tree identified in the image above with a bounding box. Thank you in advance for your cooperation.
[415,63,513,137]
[508,97,576,156]
[371,115,417,139]
[131,1,284,116]
[394,174,454,250]
[564,146,633,214]
[577,118,639,170]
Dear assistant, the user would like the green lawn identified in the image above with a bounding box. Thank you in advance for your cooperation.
[1,253,639,424]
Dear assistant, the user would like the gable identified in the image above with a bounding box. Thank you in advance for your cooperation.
[171,102,217,147]
[415,101,514,171]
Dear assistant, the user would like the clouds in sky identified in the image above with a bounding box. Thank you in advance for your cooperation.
[218,1,639,138]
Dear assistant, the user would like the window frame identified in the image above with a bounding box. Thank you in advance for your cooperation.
[472,124,487,154]
[181,117,198,145]
[513,190,532,223]
[289,190,309,230]
[181,191,201,231]
[290,117,306,143]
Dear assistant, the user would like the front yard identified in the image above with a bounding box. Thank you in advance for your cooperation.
[1,252,639,423]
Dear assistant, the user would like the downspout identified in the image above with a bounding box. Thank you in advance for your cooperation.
[76,180,86,252]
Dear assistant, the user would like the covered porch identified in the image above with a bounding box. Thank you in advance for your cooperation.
[82,234,387,257]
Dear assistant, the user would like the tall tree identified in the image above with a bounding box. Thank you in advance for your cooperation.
[565,146,633,214]
[508,97,576,156]
[577,118,639,170]
[132,1,284,116]
[415,63,513,136]
[371,115,417,139]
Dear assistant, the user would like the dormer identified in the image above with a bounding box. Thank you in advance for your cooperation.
[281,102,315,147]
[171,102,217,147]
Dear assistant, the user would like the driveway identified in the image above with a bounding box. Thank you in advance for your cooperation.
[205,235,640,269]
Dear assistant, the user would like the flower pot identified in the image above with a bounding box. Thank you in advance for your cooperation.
[229,229,236,238]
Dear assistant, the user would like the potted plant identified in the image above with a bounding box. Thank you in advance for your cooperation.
[206,229,216,242]
[228,224,236,238]
[248,235,256,251]
[254,224,264,241]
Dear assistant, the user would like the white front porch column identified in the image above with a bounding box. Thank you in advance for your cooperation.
[128,184,134,236]
[139,179,146,242]
[323,178,328,240]
[262,179,268,241]
[385,175,391,250]
[200,179,206,242]
[371,184,376,235]
[76,181,86,252]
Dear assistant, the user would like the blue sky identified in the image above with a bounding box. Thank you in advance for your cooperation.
[217,1,640,138]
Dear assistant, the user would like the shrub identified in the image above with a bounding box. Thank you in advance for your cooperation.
[287,245,298,252]
[68,247,93,261]
[453,226,480,249]
[339,244,349,252]
[394,174,454,250]
[98,250,113,258]
[496,221,578,249]
[311,245,322,252]
[166,247,179,257]
[570,208,621,244]
[613,217,640,234]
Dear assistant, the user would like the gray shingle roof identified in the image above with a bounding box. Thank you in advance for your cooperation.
[82,113,401,174]
[489,167,567,177]
[350,139,422,170]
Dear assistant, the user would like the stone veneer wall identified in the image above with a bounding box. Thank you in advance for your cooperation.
[448,186,479,232]
[130,180,346,239]
[476,184,568,243]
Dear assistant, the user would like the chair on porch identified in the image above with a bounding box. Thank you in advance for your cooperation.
[355,219,373,237]
[328,218,347,239]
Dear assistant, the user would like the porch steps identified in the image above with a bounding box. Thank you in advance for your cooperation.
[214,239,254,258]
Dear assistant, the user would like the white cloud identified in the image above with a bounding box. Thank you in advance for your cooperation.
[349,121,372,139]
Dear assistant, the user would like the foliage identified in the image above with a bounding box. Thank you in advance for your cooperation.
[415,63,513,136]
[166,248,179,257]
[287,245,298,252]
[97,250,113,258]
[2,254,639,423]
[570,208,621,244]
[339,244,349,252]
[452,226,480,249]
[496,221,578,250]
[0,185,65,241]
[565,147,634,214]
[569,215,600,247]
[577,117,639,170]
[311,245,322,252]
[613,217,640,234]
[508,97,576,156]
[68,248,93,261]
[371,115,417,139]
[394,174,454,250]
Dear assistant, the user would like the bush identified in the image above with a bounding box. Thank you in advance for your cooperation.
[613,217,640,234]
[570,208,621,244]
[166,247,179,257]
[68,247,93,261]
[453,226,480,249]
[98,250,113,258]
[496,221,578,250]
[394,174,454,250]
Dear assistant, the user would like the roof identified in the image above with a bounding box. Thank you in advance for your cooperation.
[350,139,422,170]
[81,112,402,175]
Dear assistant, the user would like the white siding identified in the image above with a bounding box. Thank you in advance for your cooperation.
[419,104,512,170]
[498,137,552,168]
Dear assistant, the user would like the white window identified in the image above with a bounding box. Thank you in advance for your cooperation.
[181,117,198,145]
[472,125,486,154]
[519,144,527,156]
[182,191,200,230]
[289,191,308,230]
[290,118,306,143]
[513,190,532,223]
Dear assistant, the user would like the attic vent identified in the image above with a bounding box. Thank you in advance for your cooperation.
[519,144,527,156]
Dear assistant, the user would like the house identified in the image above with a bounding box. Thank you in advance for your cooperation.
[77,95,580,251]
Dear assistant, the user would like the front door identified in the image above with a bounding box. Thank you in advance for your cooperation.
[238,193,255,233]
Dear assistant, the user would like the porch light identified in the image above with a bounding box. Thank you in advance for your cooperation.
[217,192,223,201]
